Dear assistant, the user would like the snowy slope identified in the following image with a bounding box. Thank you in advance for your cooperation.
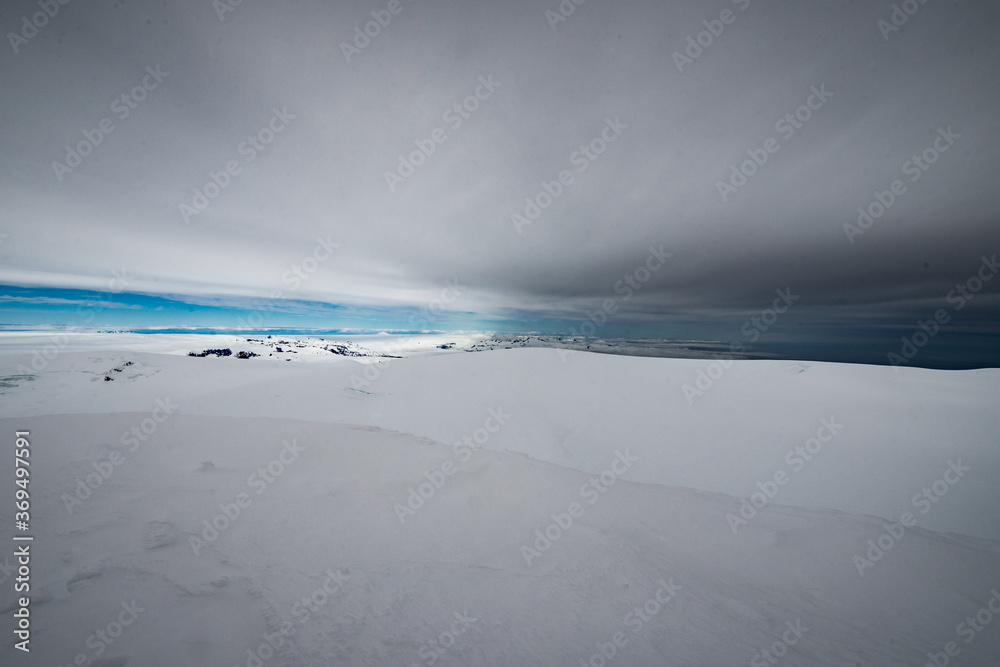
[1,335,999,665]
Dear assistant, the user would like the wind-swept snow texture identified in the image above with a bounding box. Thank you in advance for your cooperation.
[1,335,998,666]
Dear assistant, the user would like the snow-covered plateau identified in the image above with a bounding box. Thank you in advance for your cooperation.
[1,332,998,666]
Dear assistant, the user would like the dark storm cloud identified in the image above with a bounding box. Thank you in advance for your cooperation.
[1,0,998,328]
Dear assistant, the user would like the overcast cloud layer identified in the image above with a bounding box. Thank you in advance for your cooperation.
[2,1,999,348]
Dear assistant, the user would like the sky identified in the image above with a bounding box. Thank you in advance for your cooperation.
[1,0,999,367]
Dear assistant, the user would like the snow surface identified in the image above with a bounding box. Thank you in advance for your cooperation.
[1,333,999,666]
